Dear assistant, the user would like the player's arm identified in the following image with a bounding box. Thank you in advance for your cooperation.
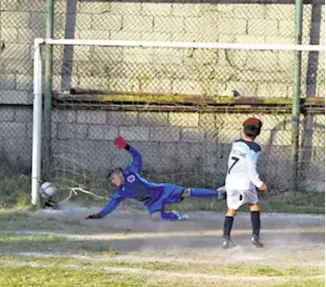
[85,191,124,219]
[114,136,142,173]
[246,151,266,191]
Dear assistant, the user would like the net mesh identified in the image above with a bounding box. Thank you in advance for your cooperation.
[42,43,325,206]
[51,45,325,98]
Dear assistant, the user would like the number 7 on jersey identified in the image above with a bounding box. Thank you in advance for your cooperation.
[228,156,239,174]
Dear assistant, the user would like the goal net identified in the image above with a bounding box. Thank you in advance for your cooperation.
[31,39,325,206]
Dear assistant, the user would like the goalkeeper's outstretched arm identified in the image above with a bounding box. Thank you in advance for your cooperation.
[125,145,142,174]
[98,197,124,217]
[85,191,124,219]
[114,136,142,174]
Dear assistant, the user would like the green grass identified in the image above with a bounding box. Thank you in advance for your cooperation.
[0,234,63,242]
[259,191,325,214]
[1,265,323,287]
[0,255,323,287]
[100,261,323,278]
[0,266,150,287]
[0,256,323,278]
[0,172,31,209]
[272,280,325,287]
[1,264,323,287]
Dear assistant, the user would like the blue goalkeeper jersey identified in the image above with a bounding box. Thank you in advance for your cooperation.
[98,146,166,217]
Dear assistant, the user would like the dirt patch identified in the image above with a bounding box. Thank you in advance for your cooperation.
[25,206,325,266]
[0,205,324,286]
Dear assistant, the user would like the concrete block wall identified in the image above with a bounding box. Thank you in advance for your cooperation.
[47,1,324,98]
[0,106,33,167]
[0,105,323,190]
[0,0,45,105]
[49,110,325,190]
[0,1,324,190]
[2,1,323,99]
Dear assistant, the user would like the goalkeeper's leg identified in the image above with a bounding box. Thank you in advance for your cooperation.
[146,193,188,221]
[147,184,190,221]
[182,186,226,199]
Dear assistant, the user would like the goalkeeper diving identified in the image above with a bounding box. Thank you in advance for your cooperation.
[86,136,225,221]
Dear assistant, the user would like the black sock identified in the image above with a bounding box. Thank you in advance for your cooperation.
[251,211,261,236]
[223,216,234,240]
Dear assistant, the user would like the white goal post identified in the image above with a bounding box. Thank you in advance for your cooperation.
[31,37,325,205]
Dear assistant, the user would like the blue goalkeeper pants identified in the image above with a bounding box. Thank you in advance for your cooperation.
[146,184,217,215]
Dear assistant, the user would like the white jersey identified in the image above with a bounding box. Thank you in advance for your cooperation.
[225,138,263,191]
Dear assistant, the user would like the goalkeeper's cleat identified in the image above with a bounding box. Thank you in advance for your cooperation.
[43,198,59,210]
[251,234,264,248]
[217,186,227,200]
[170,210,189,221]
[179,213,190,221]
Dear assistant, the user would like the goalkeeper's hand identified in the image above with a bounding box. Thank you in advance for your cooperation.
[85,213,102,219]
[114,136,128,149]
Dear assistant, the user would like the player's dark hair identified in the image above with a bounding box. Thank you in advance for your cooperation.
[107,167,123,179]
[243,117,262,138]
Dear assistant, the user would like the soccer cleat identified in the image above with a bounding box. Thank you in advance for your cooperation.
[179,213,190,221]
[222,238,235,249]
[170,210,189,221]
[44,200,59,210]
[251,234,264,248]
[222,239,230,249]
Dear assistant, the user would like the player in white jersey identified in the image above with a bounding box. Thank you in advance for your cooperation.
[222,117,268,249]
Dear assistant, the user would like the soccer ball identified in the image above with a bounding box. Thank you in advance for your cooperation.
[39,182,57,198]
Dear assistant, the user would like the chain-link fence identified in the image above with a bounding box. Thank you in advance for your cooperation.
[0,0,324,207]
[52,45,324,98]
[46,104,324,194]
[50,0,325,45]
